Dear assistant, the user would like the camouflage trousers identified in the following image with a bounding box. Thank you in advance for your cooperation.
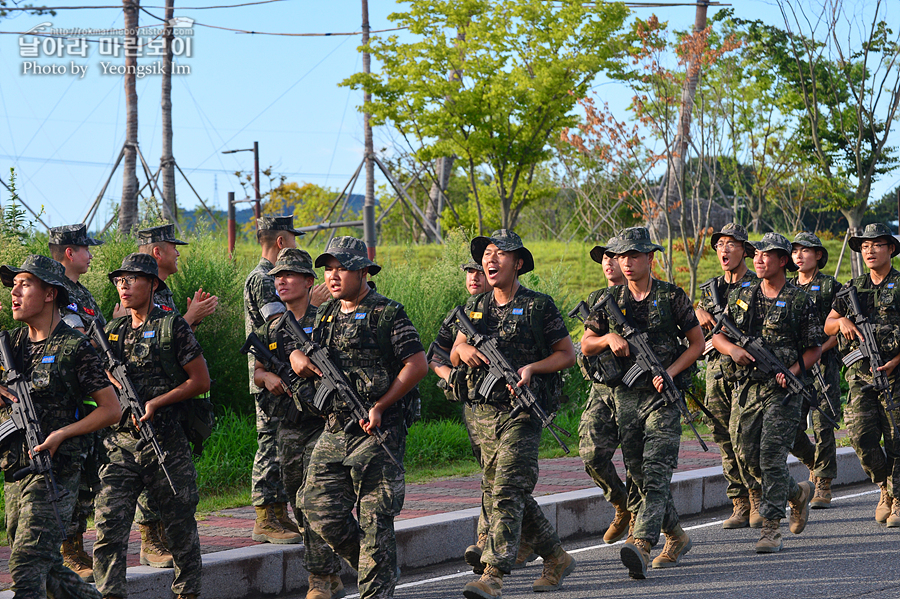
[614,383,681,547]
[302,422,406,599]
[5,454,101,599]
[277,416,343,576]
[791,351,842,479]
[67,431,102,537]
[845,374,900,497]
[470,403,561,572]
[463,403,489,538]
[731,382,802,520]
[253,393,288,506]
[578,383,627,507]
[705,357,754,498]
[93,421,201,598]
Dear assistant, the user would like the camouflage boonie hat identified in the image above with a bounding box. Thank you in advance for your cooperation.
[257,215,305,237]
[107,253,168,290]
[590,236,621,264]
[268,248,317,278]
[48,223,103,247]
[315,236,381,275]
[792,232,828,268]
[471,229,535,275]
[460,260,483,272]
[753,232,798,271]
[710,222,755,257]
[849,223,900,257]
[137,223,187,246]
[0,254,70,306]
[611,227,663,255]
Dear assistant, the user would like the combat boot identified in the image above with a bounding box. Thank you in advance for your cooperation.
[274,502,302,534]
[620,538,651,579]
[604,501,632,544]
[755,518,783,553]
[810,477,833,509]
[61,534,93,581]
[464,531,488,575]
[722,497,750,529]
[252,504,302,544]
[788,480,812,534]
[463,563,503,599]
[625,513,636,544]
[876,483,892,523]
[330,574,346,599]
[651,524,692,568]
[512,539,537,569]
[886,497,900,528]
[139,521,174,568]
[307,573,343,599]
[532,545,575,592]
[748,488,763,528]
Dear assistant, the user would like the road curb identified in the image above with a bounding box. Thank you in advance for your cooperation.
[2,447,868,599]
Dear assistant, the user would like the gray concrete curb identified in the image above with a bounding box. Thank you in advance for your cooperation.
[2,447,869,599]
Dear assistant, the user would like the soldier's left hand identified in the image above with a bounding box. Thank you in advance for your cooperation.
[140,399,160,423]
[652,375,665,393]
[516,365,535,388]
[362,405,383,435]
[877,357,900,378]
[33,429,64,457]
[0,385,18,405]
[775,372,789,388]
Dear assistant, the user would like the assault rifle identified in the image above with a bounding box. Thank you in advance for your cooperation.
[596,294,709,451]
[426,341,452,365]
[568,300,592,324]
[810,362,839,420]
[445,307,572,453]
[283,312,405,472]
[87,321,178,495]
[704,285,839,430]
[0,331,70,537]
[240,330,310,422]
[836,285,900,435]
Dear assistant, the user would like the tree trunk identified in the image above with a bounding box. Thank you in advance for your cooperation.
[420,155,454,242]
[843,201,867,278]
[160,0,176,223]
[361,0,376,257]
[119,0,140,234]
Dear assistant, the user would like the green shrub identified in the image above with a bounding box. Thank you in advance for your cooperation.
[404,419,476,471]
[195,407,256,494]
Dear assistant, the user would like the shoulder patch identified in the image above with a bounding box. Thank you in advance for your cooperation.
[41,356,56,363]
[303,326,313,334]
[776,300,786,307]
[67,302,78,312]
[84,308,95,316]
[469,311,483,320]
[811,285,820,291]
[143,331,156,338]
[108,334,119,342]
[354,312,367,320]
[512,308,524,315]
[741,282,752,287]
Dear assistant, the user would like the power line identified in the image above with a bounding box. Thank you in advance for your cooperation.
[0,1,284,11]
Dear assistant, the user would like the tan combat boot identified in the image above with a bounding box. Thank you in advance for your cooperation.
[274,502,302,534]
[533,545,575,592]
[755,518,783,553]
[722,497,751,529]
[463,563,503,599]
[252,504,302,544]
[620,538,651,579]
[624,513,636,544]
[748,488,764,528]
[876,483,892,523]
[810,477,833,509]
[465,531,489,574]
[61,534,93,581]
[886,497,900,528]
[139,521,174,568]
[604,501,632,544]
[651,524,692,568]
[330,574,345,598]
[512,539,537,569]
[788,480,812,534]
[307,574,336,599]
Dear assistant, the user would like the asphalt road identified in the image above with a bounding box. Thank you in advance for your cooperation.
[306,482,900,599]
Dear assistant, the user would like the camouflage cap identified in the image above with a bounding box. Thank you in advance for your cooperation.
[48,223,103,247]
[257,215,305,237]
[470,229,535,275]
[589,235,621,264]
[0,254,70,306]
[107,253,168,290]
[753,232,798,271]
[460,260,484,273]
[710,222,755,257]
[849,223,900,257]
[611,227,664,255]
[792,232,828,268]
[268,248,317,278]
[314,236,381,275]
[137,223,187,246]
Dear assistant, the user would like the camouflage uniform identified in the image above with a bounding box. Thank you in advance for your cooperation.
[1,319,110,599]
[302,236,423,599]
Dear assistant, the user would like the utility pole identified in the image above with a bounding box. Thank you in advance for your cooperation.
[253,141,261,220]
[361,0,376,259]
[120,0,140,234]
[160,0,177,222]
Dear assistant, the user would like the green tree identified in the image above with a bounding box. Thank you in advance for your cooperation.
[344,0,632,233]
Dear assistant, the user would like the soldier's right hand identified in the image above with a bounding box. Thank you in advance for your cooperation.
[0,385,18,405]
[290,349,322,378]
[695,307,716,331]
[836,317,862,342]
[456,343,488,368]
[730,346,755,366]
[605,333,630,357]
[263,372,291,397]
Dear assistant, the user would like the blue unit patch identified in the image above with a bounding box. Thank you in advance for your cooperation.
[811,285,820,291]
[41,356,56,363]
[889,283,895,289]
[303,327,313,334]
[512,308,524,315]
[775,300,786,307]
[354,313,367,320]
[67,302,78,312]
[143,331,156,338]
[741,282,752,287]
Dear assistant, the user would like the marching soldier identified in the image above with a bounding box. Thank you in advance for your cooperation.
[695,223,760,528]
[244,216,304,543]
[452,230,577,597]
[712,232,821,553]
[48,223,108,580]
[92,253,210,599]
[0,255,120,599]
[292,236,428,599]
[789,232,842,508]
[825,223,900,525]
[581,227,703,578]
